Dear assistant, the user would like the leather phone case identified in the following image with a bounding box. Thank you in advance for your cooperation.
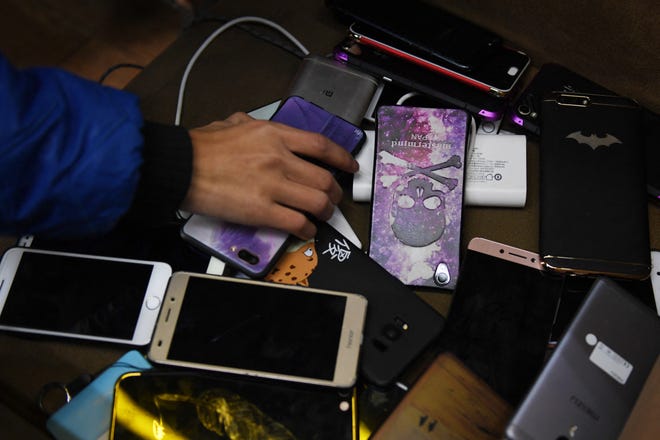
[539,92,651,279]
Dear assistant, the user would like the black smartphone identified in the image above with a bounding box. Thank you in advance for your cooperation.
[539,92,651,280]
[511,63,660,201]
[438,237,563,406]
[643,109,660,200]
[509,63,613,136]
[348,22,529,97]
[327,0,501,71]
[334,38,507,121]
[110,370,357,440]
[262,221,445,387]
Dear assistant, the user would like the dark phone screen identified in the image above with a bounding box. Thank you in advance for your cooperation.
[328,0,501,70]
[167,277,347,381]
[350,22,528,92]
[111,371,354,440]
[438,248,563,406]
[0,251,153,339]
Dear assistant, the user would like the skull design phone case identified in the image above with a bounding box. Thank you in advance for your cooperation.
[369,106,470,289]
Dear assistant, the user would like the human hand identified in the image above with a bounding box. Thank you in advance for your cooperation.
[180,112,359,240]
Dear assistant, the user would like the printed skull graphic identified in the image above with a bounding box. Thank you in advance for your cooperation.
[392,177,446,247]
[390,154,462,247]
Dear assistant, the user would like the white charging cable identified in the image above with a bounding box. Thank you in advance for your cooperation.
[174,16,311,125]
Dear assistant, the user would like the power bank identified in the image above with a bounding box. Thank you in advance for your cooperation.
[285,55,379,125]
[464,133,527,207]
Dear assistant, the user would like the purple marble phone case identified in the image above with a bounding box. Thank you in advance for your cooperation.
[369,106,469,289]
[181,214,289,278]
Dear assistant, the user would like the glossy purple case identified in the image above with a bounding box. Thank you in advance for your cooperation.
[181,96,366,277]
[369,106,469,289]
[271,95,366,160]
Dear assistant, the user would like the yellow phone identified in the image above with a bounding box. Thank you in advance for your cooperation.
[110,370,358,440]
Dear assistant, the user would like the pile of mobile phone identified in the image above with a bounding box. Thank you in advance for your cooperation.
[328,0,530,107]
[181,95,366,278]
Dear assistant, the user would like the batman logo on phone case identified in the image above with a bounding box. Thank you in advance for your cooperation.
[539,92,651,279]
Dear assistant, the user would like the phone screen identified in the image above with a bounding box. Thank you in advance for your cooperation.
[163,276,348,381]
[0,251,155,339]
[349,22,529,95]
[111,371,355,440]
[329,0,501,70]
[438,241,563,405]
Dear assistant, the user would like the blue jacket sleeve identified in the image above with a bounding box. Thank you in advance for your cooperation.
[0,54,145,238]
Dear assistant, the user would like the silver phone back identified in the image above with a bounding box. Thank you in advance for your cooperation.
[505,277,660,440]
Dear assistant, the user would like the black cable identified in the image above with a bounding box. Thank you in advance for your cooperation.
[98,63,145,84]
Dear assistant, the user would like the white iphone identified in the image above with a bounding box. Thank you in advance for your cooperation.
[148,272,367,388]
[0,247,172,345]
[651,249,660,316]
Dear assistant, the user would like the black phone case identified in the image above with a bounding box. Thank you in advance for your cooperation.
[510,63,613,136]
[263,221,445,387]
[539,92,651,279]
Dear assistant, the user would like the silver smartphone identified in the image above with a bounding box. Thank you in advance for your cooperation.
[0,247,172,345]
[505,278,660,440]
[148,272,367,388]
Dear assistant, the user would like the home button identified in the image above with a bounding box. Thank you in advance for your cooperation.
[145,296,161,310]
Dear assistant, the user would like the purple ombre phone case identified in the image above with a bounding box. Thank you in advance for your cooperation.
[369,106,469,289]
[271,95,366,162]
[181,215,290,278]
[181,96,365,278]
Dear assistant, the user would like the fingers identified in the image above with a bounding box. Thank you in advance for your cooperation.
[259,204,318,240]
[183,115,358,240]
[224,111,253,125]
[270,122,360,174]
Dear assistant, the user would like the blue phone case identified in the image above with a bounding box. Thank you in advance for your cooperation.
[46,350,152,440]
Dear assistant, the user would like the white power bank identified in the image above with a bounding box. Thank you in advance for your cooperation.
[354,132,527,208]
[464,134,527,207]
